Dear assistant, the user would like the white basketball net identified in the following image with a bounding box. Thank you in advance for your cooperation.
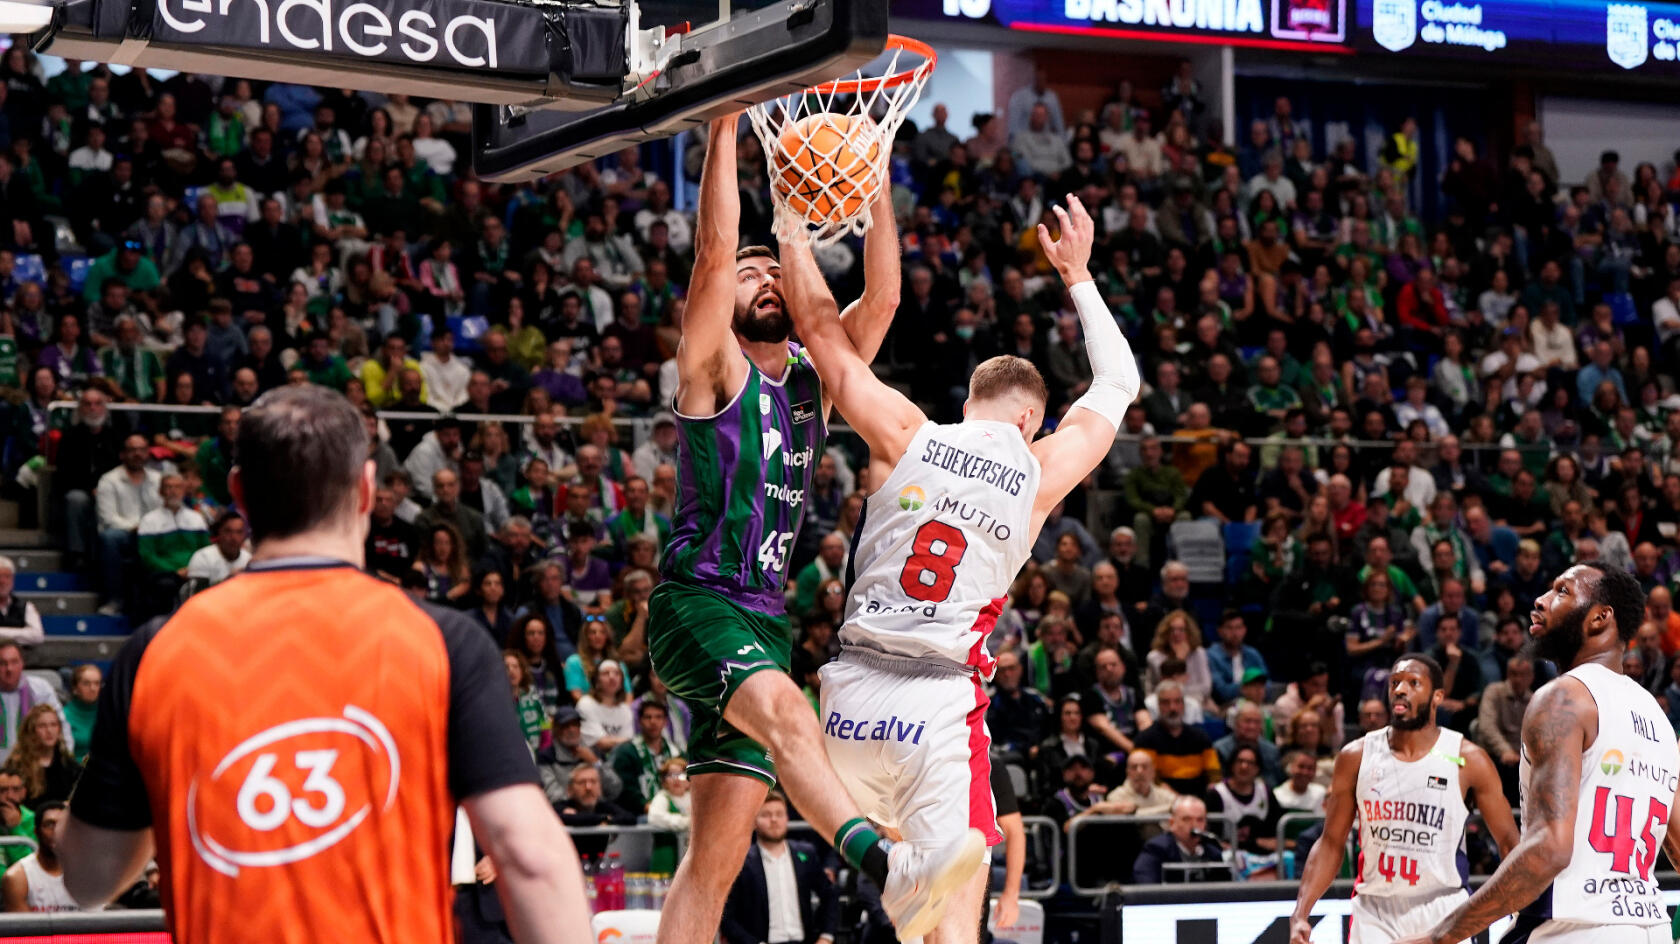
[747,39,934,247]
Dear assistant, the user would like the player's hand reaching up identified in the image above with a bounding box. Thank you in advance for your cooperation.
[1038,194,1095,286]
[708,112,740,144]
[772,202,810,253]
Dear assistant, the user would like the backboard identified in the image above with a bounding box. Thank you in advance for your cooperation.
[471,0,891,181]
[19,0,888,182]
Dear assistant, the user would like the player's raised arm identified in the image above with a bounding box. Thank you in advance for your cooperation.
[776,216,924,467]
[1400,678,1593,944]
[837,186,901,364]
[1029,196,1139,528]
[1459,741,1520,857]
[674,115,749,417]
[1289,742,1363,944]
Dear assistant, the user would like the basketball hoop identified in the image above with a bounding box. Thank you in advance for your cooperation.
[747,34,936,247]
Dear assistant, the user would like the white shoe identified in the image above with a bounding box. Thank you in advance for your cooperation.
[880,828,986,941]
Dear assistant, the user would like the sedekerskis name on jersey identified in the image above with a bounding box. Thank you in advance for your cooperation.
[824,712,927,744]
[920,439,1029,496]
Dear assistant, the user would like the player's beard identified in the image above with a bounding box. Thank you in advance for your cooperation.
[1390,694,1432,731]
[734,290,791,343]
[1530,603,1590,668]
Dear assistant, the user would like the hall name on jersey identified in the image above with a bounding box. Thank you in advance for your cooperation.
[1632,710,1665,744]
[920,439,1029,496]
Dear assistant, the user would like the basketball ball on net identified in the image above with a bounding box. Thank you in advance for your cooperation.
[773,114,883,226]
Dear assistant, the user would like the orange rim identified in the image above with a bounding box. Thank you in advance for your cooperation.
[809,34,937,96]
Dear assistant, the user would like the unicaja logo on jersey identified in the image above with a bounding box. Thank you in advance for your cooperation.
[898,486,926,512]
[187,705,401,877]
[1601,748,1625,776]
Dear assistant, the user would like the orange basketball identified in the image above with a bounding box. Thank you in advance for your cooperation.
[773,114,883,226]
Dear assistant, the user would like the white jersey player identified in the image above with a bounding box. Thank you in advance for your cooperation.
[777,195,1137,942]
[1395,563,1680,944]
[1290,655,1517,944]
[2,803,79,914]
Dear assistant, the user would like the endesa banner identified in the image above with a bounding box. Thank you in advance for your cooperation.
[147,0,557,74]
[1357,0,1680,71]
[893,0,1351,52]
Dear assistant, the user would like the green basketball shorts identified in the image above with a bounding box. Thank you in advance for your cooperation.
[646,581,792,785]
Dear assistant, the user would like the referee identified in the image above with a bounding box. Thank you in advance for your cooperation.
[60,386,586,943]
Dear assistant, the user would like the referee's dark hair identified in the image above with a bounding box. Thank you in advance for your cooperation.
[1582,560,1648,643]
[232,386,369,543]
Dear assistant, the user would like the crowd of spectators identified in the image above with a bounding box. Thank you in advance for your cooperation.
[7,41,1680,916]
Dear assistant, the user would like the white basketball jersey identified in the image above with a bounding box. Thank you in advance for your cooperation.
[841,420,1040,677]
[18,854,77,912]
[1519,662,1678,928]
[1354,727,1471,899]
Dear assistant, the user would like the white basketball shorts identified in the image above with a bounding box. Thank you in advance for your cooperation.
[818,649,1001,848]
[1349,889,1469,944]
[1498,916,1670,944]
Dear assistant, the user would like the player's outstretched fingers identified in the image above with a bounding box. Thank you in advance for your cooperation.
[774,206,810,249]
[1052,204,1071,234]
[1065,195,1091,241]
[1037,223,1062,270]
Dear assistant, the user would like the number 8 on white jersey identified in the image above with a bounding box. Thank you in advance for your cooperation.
[840,420,1041,675]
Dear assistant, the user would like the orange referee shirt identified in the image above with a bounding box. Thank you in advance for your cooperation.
[70,559,537,944]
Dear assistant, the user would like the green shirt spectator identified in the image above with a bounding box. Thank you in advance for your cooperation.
[81,244,162,304]
[792,532,847,617]
[607,702,677,812]
[0,335,19,390]
[1271,351,1307,390]
[46,67,90,110]
[517,689,547,751]
[298,334,355,391]
[1503,430,1551,477]
[63,665,100,765]
[1124,449,1189,518]
[99,337,165,403]
[1248,381,1302,421]
[195,412,239,507]
[0,769,34,868]
[403,160,448,208]
[206,111,246,160]
[138,499,211,577]
[604,507,671,563]
[1372,490,1423,534]
[1358,563,1419,608]
[1332,243,1384,276]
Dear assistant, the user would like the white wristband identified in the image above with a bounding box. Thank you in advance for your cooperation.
[1068,280,1139,427]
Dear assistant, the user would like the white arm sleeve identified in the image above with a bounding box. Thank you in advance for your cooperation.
[1068,280,1140,427]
